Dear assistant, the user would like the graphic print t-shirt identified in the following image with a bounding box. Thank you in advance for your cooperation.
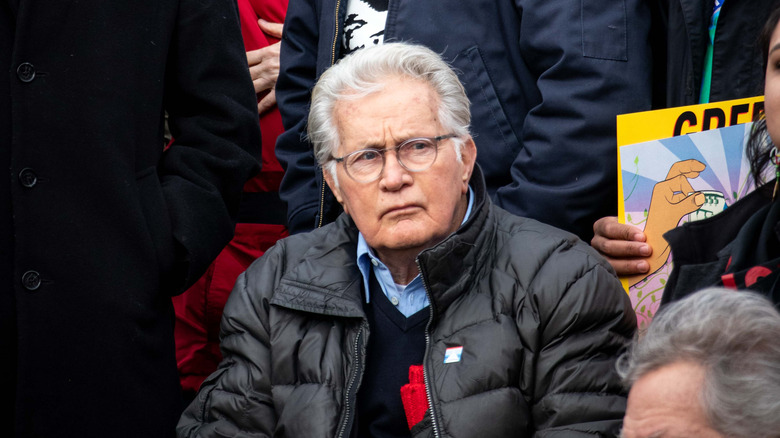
[342,0,388,56]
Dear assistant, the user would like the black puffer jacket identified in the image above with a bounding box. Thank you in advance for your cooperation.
[178,169,636,437]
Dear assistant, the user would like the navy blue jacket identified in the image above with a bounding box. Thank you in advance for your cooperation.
[275,0,653,241]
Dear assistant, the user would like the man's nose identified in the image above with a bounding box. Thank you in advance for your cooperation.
[379,150,412,190]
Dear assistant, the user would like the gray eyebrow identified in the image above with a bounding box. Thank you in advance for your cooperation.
[359,142,388,150]
[359,136,432,150]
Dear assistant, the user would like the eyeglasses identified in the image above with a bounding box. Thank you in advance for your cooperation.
[331,134,458,183]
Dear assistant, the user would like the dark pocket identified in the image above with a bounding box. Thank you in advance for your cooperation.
[582,0,628,61]
[135,167,175,275]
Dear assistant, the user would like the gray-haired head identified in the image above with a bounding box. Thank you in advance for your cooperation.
[617,288,780,438]
[307,42,471,183]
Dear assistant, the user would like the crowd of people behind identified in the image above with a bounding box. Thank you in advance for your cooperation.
[3,0,780,437]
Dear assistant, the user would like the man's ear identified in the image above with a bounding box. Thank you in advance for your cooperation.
[460,137,477,192]
[323,166,348,214]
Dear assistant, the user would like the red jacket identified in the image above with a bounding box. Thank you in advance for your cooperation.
[173,0,289,396]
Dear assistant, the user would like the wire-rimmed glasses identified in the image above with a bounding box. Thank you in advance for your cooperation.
[330,134,457,183]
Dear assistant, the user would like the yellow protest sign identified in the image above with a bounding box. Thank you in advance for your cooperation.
[615,96,764,328]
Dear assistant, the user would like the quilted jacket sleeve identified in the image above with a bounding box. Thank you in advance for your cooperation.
[177,244,284,437]
[527,243,636,436]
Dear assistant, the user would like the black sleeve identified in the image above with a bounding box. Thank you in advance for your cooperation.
[162,0,262,292]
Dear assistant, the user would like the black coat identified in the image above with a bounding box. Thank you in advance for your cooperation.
[662,182,780,305]
[179,167,637,437]
[1,1,261,436]
[651,0,776,108]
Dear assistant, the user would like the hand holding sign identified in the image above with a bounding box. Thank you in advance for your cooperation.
[625,159,706,286]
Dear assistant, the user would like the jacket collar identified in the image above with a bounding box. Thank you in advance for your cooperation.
[272,214,366,318]
[272,165,495,319]
[416,165,493,319]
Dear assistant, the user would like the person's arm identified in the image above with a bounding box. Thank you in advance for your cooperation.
[496,0,653,242]
[274,0,323,234]
[528,245,637,435]
[162,0,262,292]
[177,246,283,437]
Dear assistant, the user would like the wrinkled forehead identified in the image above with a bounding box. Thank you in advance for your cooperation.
[332,75,440,115]
[332,77,443,151]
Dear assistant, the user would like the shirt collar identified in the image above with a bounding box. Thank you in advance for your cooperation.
[357,185,475,303]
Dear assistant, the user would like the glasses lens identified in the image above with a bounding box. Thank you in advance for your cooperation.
[399,138,437,171]
[346,149,383,182]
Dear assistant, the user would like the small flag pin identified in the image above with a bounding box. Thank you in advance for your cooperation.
[443,346,463,364]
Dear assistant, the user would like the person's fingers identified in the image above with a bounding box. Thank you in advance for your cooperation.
[593,216,646,242]
[246,48,264,67]
[258,19,284,39]
[250,69,279,94]
[252,75,274,94]
[591,217,652,276]
[248,63,278,92]
[264,41,281,59]
[665,159,706,180]
[257,89,277,114]
[604,257,651,277]
[592,234,652,259]
[247,45,279,68]
[259,43,281,71]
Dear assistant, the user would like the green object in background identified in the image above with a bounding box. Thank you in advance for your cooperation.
[700,0,724,104]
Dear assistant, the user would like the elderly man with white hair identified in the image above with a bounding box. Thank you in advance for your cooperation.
[618,288,780,438]
[178,42,636,438]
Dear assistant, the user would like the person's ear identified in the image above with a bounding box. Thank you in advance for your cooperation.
[460,137,477,192]
[323,166,348,215]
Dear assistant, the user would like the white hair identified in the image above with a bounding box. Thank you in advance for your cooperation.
[617,288,780,438]
[307,43,471,185]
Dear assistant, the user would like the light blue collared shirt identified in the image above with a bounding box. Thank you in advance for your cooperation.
[357,187,474,317]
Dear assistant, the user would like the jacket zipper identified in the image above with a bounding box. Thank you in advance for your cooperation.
[416,259,441,438]
[318,0,342,228]
[336,322,366,438]
[317,175,326,228]
[330,0,341,66]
